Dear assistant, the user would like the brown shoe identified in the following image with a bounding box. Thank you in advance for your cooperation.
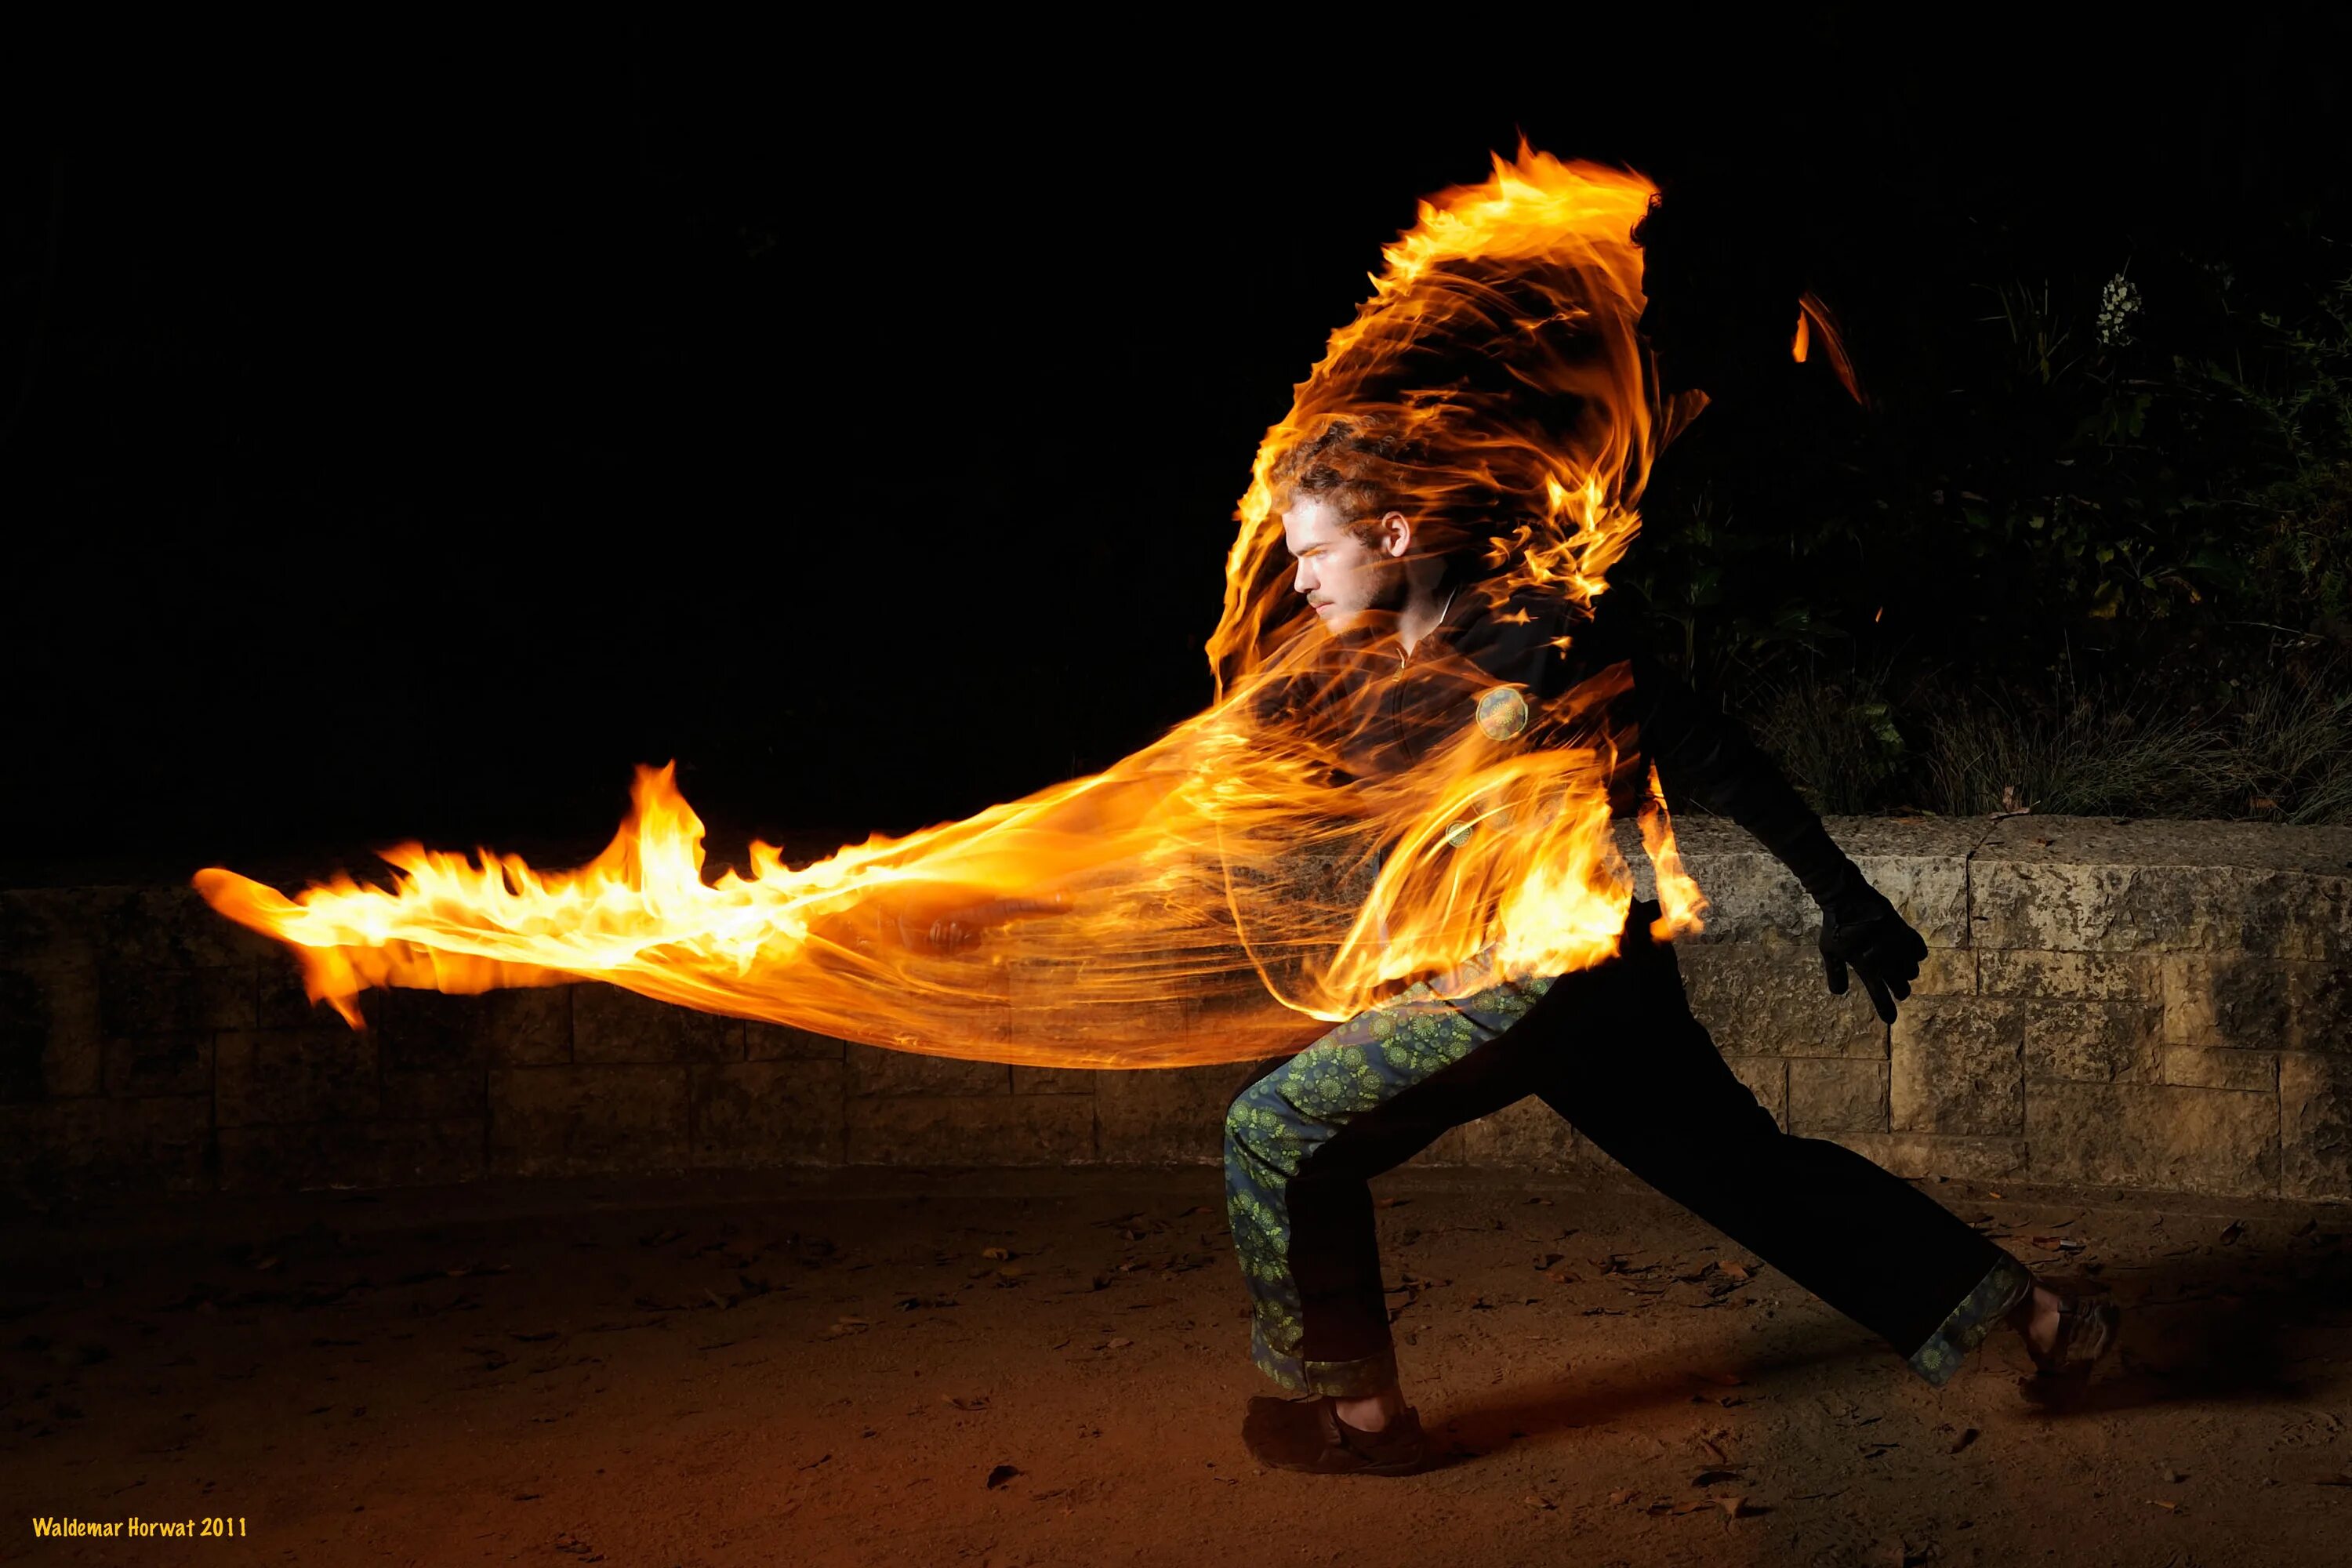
[2023,1276,2122,1381]
[1242,1396,1429,1475]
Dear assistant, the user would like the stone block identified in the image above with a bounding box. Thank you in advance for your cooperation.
[372,986,572,1070]
[2159,1046,2278,1094]
[846,1092,1094,1167]
[1672,852,1815,944]
[1461,1092,1632,1178]
[1460,1095,1577,1174]
[1670,816,1987,949]
[1789,1058,1887,1133]
[0,956,103,1102]
[1824,816,2003,863]
[1181,986,1315,1069]
[1726,1055,1790,1130]
[489,989,574,1065]
[379,1069,488,1120]
[216,1029,379,1126]
[1912,949,1977,996]
[2023,1000,2161,1083]
[1846,854,1974,949]
[375,989,487,1072]
[1973,831,2350,961]
[99,886,281,969]
[2305,963,2352,1051]
[2024,1081,2278,1197]
[1012,1064,1100,1094]
[999,991,1189,1070]
[1830,1132,2031,1182]
[1977,949,2156,1001]
[1100,1065,1248,1164]
[2158,956,2352,1051]
[572,985,741,1064]
[2281,1053,2352,1202]
[260,959,364,1030]
[1891,999,2024,1134]
[846,1041,1009,1097]
[0,967,52,1102]
[104,1033,214,1098]
[489,1065,690,1177]
[1563,1128,1636,1178]
[1677,941,1887,1058]
[746,1020,847,1061]
[0,889,78,967]
[2161,955,2278,1047]
[1976,816,2352,875]
[101,965,256,1035]
[0,1097,213,1200]
[217,1119,484,1192]
[1972,862,2163,954]
[690,1061,846,1167]
[1403,1124,1472,1167]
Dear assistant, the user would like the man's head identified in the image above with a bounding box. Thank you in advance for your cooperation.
[1281,492,1412,631]
[1269,416,1425,631]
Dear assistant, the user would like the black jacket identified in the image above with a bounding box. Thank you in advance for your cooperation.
[1258,578,1860,904]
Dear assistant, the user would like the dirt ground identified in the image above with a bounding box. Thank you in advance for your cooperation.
[3,1167,2350,1568]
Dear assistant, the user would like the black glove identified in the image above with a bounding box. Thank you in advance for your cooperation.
[1818,882,1927,1025]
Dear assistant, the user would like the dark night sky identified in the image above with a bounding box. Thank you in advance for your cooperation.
[4,18,2346,884]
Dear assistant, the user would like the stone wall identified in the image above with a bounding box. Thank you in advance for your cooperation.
[3,817,2347,1205]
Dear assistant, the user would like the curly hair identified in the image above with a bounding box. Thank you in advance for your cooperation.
[1265,416,1423,547]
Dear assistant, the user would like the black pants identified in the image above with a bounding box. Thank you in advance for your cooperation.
[1221,903,2031,1396]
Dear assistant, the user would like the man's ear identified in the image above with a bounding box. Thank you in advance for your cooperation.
[1378,510,1413,558]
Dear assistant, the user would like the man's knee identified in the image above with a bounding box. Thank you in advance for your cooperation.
[1225,1080,1276,1148]
[1226,1055,1290,1113]
[1225,1080,1310,1177]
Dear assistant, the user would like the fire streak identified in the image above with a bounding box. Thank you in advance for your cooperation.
[198,149,1713,1069]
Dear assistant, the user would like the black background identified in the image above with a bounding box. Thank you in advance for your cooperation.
[4,16,2345,884]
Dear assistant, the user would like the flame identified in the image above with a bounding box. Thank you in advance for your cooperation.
[196,147,1716,1070]
[1797,289,1862,404]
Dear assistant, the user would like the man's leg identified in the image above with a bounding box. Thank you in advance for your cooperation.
[1222,953,1557,1460]
[1530,916,2034,1384]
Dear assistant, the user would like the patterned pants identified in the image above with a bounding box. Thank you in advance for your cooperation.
[1222,903,2032,1397]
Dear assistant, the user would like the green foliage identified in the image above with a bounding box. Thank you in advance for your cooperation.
[1738,663,2352,826]
[1635,238,2352,820]
[1747,669,1910,815]
[2207,666,2352,824]
[1915,688,2220,819]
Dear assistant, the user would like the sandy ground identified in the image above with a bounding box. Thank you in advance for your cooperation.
[3,1167,2350,1567]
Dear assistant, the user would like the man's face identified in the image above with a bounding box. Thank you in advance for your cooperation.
[1283,495,1407,633]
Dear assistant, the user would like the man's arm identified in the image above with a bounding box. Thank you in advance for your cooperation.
[1621,648,1857,896]
[1618,641,1927,1023]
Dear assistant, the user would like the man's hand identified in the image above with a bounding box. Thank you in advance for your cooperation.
[895,893,1069,954]
[1818,884,1927,1025]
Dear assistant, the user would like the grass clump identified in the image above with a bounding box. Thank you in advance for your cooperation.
[1736,662,2352,824]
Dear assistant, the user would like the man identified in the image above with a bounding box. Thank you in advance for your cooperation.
[1210,188,2119,1477]
[908,172,2118,1477]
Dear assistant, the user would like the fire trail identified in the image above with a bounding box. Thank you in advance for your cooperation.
[197,150,1711,1071]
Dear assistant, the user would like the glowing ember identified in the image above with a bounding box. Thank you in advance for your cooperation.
[197,148,1715,1069]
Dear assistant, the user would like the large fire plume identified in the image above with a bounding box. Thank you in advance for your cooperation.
[198,148,1711,1069]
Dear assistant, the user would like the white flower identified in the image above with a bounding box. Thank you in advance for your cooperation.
[2097,274,2142,348]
